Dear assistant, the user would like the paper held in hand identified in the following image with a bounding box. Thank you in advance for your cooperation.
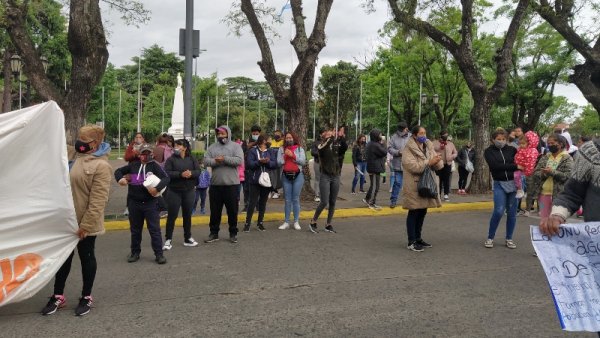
[531,223,600,332]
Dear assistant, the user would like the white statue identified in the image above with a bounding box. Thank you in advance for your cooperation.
[177,73,182,88]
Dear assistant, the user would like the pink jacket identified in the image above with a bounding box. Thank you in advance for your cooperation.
[514,131,539,177]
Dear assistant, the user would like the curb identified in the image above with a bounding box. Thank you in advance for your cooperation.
[103,201,493,231]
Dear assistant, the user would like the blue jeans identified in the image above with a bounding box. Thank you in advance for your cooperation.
[282,172,304,223]
[352,161,367,192]
[488,181,518,240]
[390,171,404,204]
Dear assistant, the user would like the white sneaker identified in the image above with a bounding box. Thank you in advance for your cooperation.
[272,192,280,199]
[443,194,449,201]
[388,188,393,193]
[162,239,172,251]
[183,238,199,247]
[515,189,525,199]
[505,239,517,249]
[484,239,494,248]
[293,222,301,230]
[314,196,321,202]
[278,222,290,230]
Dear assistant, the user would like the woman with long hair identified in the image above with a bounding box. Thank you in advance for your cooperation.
[277,132,306,230]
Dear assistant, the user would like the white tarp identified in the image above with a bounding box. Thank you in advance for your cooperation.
[0,101,78,307]
[531,224,600,332]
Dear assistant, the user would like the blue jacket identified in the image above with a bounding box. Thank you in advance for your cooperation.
[246,146,277,185]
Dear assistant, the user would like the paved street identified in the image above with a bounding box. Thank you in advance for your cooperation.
[0,211,593,337]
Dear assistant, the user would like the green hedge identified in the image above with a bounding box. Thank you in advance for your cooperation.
[191,150,205,161]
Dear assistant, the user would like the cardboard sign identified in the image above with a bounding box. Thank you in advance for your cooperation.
[0,102,78,306]
[531,224,600,332]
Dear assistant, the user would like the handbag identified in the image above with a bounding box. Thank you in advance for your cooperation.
[465,159,474,173]
[256,150,272,187]
[417,146,438,198]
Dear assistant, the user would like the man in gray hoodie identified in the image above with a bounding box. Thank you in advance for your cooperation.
[388,122,410,208]
[203,125,244,243]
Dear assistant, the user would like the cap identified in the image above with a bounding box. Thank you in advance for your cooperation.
[138,143,154,153]
[215,127,228,134]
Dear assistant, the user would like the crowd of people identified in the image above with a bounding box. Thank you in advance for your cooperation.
[40,121,596,316]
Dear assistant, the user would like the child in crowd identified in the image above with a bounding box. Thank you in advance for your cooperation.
[193,166,211,215]
[514,131,539,199]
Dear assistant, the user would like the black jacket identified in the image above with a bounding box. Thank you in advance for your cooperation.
[318,137,347,176]
[115,160,170,202]
[484,145,517,181]
[246,146,277,185]
[366,129,387,174]
[164,154,201,191]
[456,146,475,167]
[311,141,320,163]
[352,143,367,166]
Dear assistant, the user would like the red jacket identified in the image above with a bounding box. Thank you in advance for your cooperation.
[514,131,539,177]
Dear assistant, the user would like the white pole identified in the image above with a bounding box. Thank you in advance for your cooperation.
[226,93,230,126]
[275,101,278,131]
[418,73,423,126]
[161,95,165,133]
[215,78,219,128]
[242,96,246,140]
[387,76,391,140]
[313,93,316,140]
[359,79,363,134]
[118,89,122,159]
[18,70,22,109]
[335,83,340,140]
[258,92,261,126]
[206,96,210,148]
[101,86,105,128]
[137,55,142,132]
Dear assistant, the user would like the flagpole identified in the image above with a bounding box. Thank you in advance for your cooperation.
[136,54,142,132]
[359,79,363,135]
[387,76,391,140]
[118,89,122,159]
[335,83,340,140]
[242,96,246,140]
[101,86,105,128]
[215,76,219,128]
[206,96,210,149]
[275,101,278,130]
[161,95,165,133]
[313,92,317,141]
[258,91,261,126]
[418,73,423,126]
[226,93,230,126]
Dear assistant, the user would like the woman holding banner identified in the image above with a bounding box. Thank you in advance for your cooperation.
[42,125,112,317]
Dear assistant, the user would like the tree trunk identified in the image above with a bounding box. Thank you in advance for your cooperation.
[468,97,492,194]
[570,61,600,117]
[2,49,12,113]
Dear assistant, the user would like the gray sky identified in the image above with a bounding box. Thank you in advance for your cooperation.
[103,0,587,107]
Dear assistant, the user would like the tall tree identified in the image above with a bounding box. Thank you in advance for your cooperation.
[316,61,361,128]
[377,0,530,193]
[532,0,600,119]
[226,0,334,148]
[1,0,149,142]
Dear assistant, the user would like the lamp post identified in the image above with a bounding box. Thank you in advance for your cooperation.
[10,54,23,109]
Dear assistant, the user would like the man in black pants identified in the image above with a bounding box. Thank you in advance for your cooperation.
[204,126,245,243]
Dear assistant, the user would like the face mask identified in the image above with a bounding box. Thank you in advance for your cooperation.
[251,135,259,141]
[173,149,181,156]
[494,140,506,149]
[285,140,294,147]
[548,145,559,154]
[441,136,448,141]
[217,137,227,145]
[416,136,427,144]
[75,140,93,153]
[274,135,281,141]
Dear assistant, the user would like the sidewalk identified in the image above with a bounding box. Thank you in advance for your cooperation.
[105,159,491,230]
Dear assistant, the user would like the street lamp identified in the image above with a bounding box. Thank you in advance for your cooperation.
[10,54,23,109]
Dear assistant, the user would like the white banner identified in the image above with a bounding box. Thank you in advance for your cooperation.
[531,224,600,332]
[0,101,78,307]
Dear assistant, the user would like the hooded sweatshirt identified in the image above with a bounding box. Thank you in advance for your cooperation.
[388,129,411,171]
[514,131,540,177]
[115,157,170,202]
[204,125,244,186]
[366,129,387,174]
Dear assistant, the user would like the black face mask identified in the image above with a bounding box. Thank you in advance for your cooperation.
[274,135,281,141]
[548,145,559,154]
[75,140,93,153]
[285,140,294,147]
[217,137,227,145]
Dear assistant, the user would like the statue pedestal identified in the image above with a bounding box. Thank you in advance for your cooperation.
[168,74,184,140]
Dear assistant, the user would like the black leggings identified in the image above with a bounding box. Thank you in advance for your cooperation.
[436,164,452,195]
[54,236,97,297]
[406,209,428,244]
[245,183,271,224]
[165,189,195,241]
[458,166,470,190]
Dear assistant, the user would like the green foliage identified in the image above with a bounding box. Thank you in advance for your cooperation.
[316,61,361,129]
[570,105,600,138]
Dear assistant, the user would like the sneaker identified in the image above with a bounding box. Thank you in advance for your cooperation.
[257,223,266,231]
[272,192,280,199]
[204,234,219,243]
[155,254,167,264]
[184,238,199,247]
[361,198,370,205]
[388,188,393,193]
[390,203,397,209]
[324,225,336,233]
[484,239,494,248]
[293,222,301,230]
[443,194,450,201]
[123,207,129,216]
[416,239,432,248]
[200,208,206,215]
[159,211,168,219]
[359,190,367,194]
[368,203,382,211]
[505,239,517,249]
[314,196,321,202]
[518,210,530,217]
[351,191,356,195]
[75,296,93,316]
[278,222,290,230]
[309,221,318,233]
[517,209,527,216]
[41,295,66,315]
[230,236,238,243]
[162,239,172,251]
[127,252,140,263]
[243,223,250,233]
[407,242,424,252]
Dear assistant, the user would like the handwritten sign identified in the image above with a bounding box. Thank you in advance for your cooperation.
[531,223,600,332]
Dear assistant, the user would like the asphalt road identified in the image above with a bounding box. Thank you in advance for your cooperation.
[0,211,593,337]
